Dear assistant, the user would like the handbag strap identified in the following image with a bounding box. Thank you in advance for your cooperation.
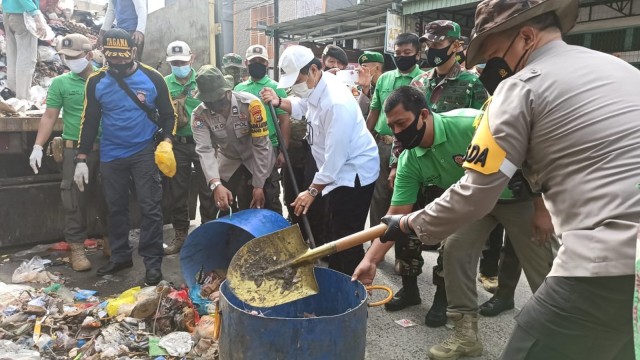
[113,72,159,128]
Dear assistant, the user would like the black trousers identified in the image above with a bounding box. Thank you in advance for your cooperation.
[325,176,375,276]
[101,144,163,270]
[217,164,280,217]
[494,236,523,298]
[501,275,634,360]
[170,140,214,230]
[479,224,505,277]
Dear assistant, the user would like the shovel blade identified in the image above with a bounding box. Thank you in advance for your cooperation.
[227,225,319,307]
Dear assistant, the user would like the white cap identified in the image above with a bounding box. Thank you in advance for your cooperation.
[277,45,315,88]
[246,45,269,62]
[166,41,192,62]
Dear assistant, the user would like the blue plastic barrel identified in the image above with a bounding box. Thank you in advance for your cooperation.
[219,267,368,360]
[179,209,290,290]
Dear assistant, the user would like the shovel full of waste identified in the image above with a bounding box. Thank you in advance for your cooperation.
[227,223,387,307]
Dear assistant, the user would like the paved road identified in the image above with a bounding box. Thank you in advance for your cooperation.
[0,224,532,360]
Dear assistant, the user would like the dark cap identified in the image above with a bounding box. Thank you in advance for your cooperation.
[322,45,348,66]
[466,0,579,67]
[195,65,231,102]
[102,28,133,58]
[420,20,462,43]
[358,51,384,65]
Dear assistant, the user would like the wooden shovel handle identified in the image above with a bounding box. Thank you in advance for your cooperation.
[334,224,387,253]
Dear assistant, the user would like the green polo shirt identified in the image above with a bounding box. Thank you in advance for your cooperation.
[165,69,201,137]
[370,65,424,136]
[235,76,287,147]
[46,68,99,141]
[392,108,513,206]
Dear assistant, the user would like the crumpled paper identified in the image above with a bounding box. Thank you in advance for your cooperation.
[158,331,195,356]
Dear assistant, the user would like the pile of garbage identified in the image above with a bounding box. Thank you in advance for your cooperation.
[0,0,105,116]
[0,245,224,359]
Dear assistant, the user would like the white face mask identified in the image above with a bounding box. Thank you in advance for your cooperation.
[291,72,317,98]
[65,57,89,74]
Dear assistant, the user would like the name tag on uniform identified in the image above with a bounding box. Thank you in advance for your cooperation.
[213,123,225,131]
[234,121,250,136]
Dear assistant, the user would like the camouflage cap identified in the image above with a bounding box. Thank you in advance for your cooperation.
[420,20,461,43]
[195,65,231,102]
[466,0,579,68]
[358,51,384,65]
[222,53,244,68]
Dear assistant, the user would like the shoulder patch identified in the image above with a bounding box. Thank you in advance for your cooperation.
[248,100,269,138]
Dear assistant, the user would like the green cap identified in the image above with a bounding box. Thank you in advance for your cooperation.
[420,20,462,43]
[358,51,384,65]
[224,74,235,88]
[195,65,231,102]
[222,53,244,68]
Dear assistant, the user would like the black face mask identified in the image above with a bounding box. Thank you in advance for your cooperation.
[426,45,453,67]
[393,55,418,72]
[108,60,135,75]
[208,93,231,114]
[394,112,427,150]
[456,51,466,64]
[248,63,267,79]
[479,35,528,95]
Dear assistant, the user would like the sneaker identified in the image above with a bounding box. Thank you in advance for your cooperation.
[69,243,91,272]
[477,274,498,294]
[164,229,188,255]
[429,313,483,360]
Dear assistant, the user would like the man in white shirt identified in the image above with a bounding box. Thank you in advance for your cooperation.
[99,0,147,60]
[261,45,379,276]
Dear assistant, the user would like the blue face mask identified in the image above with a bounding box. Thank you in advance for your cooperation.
[171,65,191,78]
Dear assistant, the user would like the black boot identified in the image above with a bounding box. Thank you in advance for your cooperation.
[384,276,421,311]
[479,294,514,317]
[425,284,448,327]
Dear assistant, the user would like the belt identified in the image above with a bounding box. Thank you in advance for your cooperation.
[375,134,394,145]
[175,136,195,144]
[64,140,99,151]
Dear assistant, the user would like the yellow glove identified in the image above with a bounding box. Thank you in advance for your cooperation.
[155,141,176,177]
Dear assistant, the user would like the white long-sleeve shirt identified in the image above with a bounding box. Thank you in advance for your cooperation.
[101,0,147,34]
[290,72,379,195]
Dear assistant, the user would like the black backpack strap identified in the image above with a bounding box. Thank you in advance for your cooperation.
[112,72,159,128]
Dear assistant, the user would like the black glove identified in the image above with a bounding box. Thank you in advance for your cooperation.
[380,215,412,246]
[508,170,530,199]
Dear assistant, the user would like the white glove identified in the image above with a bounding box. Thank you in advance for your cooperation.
[74,162,89,192]
[29,145,43,174]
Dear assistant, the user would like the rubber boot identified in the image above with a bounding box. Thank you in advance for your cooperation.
[70,243,91,272]
[429,313,483,360]
[384,276,421,311]
[425,284,448,327]
[164,229,188,255]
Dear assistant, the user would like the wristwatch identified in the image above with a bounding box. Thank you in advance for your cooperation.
[308,187,319,197]
[209,181,222,191]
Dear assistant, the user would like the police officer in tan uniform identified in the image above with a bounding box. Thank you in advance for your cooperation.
[376,1,640,359]
[191,65,276,215]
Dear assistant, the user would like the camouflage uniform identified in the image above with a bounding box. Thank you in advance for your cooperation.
[221,53,246,87]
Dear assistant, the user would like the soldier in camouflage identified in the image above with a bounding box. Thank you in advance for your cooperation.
[221,53,246,87]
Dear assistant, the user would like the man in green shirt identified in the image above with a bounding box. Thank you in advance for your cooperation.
[234,44,291,214]
[222,53,247,87]
[29,34,104,272]
[366,32,424,250]
[353,86,555,359]
[163,41,214,255]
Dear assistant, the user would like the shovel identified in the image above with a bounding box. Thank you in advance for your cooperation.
[227,223,387,308]
[267,102,316,248]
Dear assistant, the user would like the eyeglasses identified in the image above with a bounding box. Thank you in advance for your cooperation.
[304,118,314,145]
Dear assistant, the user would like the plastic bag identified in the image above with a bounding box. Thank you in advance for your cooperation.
[0,339,40,360]
[106,286,141,317]
[0,282,34,312]
[23,11,54,41]
[158,332,194,357]
[37,45,58,63]
[12,256,47,283]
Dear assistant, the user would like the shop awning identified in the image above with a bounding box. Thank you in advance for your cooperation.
[402,0,479,16]
[269,0,402,44]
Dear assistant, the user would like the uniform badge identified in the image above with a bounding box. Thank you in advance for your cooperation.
[248,100,268,138]
[232,106,239,115]
[136,90,147,105]
[193,117,204,129]
[452,155,465,166]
